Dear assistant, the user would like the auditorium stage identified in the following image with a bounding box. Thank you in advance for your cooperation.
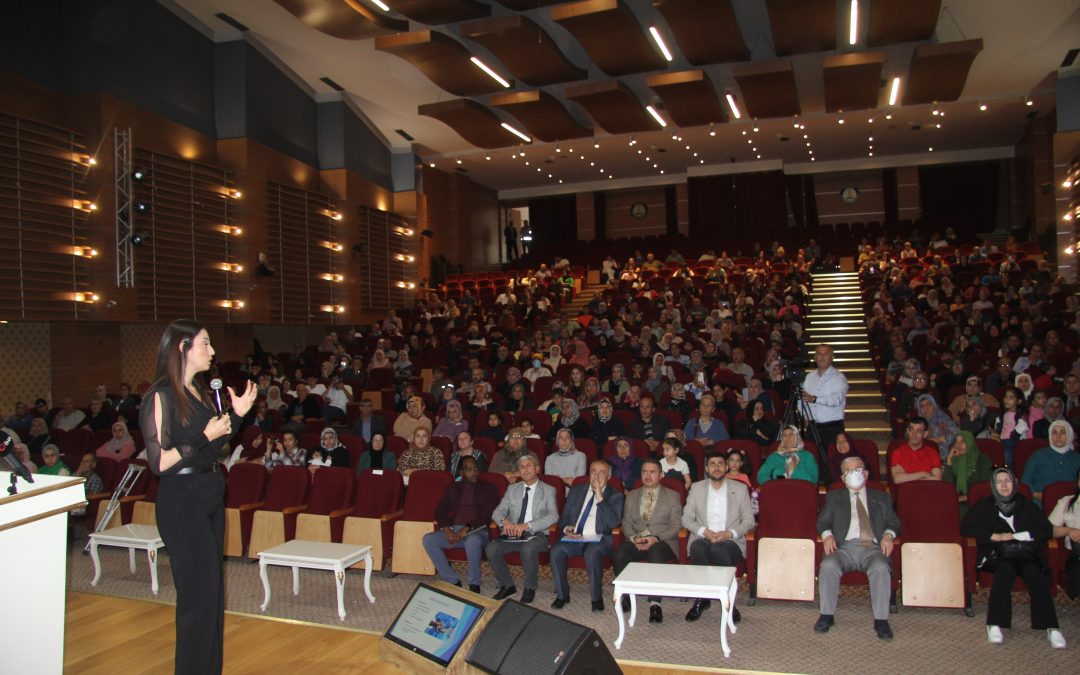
[66,546,1079,674]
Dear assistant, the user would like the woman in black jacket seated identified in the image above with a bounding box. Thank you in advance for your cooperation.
[960,466,1066,648]
[733,400,779,447]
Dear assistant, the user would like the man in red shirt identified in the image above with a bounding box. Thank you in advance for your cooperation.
[889,417,942,484]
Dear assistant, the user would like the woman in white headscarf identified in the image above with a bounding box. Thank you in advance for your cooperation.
[95,420,136,461]
[757,425,818,484]
[432,399,469,439]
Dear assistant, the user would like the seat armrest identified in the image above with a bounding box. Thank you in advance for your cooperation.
[238,501,265,512]
[329,508,353,519]
[282,504,307,515]
[118,493,147,503]
[745,531,755,542]
[380,509,405,522]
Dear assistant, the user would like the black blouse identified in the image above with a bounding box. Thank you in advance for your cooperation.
[139,383,240,476]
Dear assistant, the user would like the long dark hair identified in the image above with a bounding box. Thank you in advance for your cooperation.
[152,319,211,425]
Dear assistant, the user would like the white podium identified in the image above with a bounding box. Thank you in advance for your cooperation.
[0,473,86,675]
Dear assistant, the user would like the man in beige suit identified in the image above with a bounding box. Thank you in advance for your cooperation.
[612,457,684,623]
[682,451,756,624]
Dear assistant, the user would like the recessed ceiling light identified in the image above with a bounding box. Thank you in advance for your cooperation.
[979,103,988,111]
[594,142,600,148]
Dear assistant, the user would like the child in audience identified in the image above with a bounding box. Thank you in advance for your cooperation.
[725,448,753,488]
[660,437,692,490]
[475,412,507,445]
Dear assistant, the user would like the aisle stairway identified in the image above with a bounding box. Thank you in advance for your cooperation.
[804,272,892,449]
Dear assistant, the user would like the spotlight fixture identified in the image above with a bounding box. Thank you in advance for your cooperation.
[429,161,436,168]
[1025,97,1033,106]
[132,169,145,181]
[132,231,148,246]
[135,202,150,213]
[979,103,988,111]
[593,142,600,148]
[455,158,462,164]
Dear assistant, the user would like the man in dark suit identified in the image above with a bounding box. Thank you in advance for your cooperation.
[422,457,500,593]
[815,456,902,640]
[550,460,625,612]
[485,453,559,604]
[281,383,320,434]
[350,398,386,444]
[612,457,683,623]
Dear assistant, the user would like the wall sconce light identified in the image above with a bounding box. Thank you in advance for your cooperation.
[73,292,100,303]
[72,246,98,257]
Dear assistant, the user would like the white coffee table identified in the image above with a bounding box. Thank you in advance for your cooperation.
[89,524,166,594]
[613,562,738,657]
[258,540,375,621]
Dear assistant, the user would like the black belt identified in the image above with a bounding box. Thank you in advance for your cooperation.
[815,420,845,428]
[175,464,219,475]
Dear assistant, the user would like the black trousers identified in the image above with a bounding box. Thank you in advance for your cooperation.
[986,558,1058,629]
[157,471,226,675]
[612,540,676,602]
[689,538,743,566]
[1066,556,1080,600]
[811,421,844,481]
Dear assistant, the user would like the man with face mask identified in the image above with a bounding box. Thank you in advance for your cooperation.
[815,456,901,641]
[1021,419,1080,504]
[682,452,755,624]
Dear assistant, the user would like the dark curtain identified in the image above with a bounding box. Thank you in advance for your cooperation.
[786,174,805,228]
[918,161,1000,236]
[882,168,899,224]
[664,186,678,235]
[687,175,735,241]
[593,191,606,241]
[527,194,578,253]
[688,171,787,248]
[734,171,788,239]
[804,175,819,228]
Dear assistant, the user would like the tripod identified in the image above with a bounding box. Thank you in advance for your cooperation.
[777,371,835,484]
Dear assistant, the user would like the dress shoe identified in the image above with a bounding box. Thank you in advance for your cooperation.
[591,600,605,613]
[874,620,893,641]
[452,581,462,588]
[1048,629,1067,649]
[521,588,535,604]
[621,596,631,613]
[551,596,569,610]
[732,608,741,625]
[493,586,517,600]
[986,626,1003,644]
[649,604,663,624]
[469,584,481,593]
[813,615,834,633]
[685,599,711,622]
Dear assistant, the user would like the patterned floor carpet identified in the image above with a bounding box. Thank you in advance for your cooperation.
[66,544,1079,674]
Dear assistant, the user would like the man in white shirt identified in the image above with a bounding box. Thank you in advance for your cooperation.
[321,379,349,421]
[816,456,901,641]
[681,452,755,624]
[802,344,848,479]
[52,397,86,431]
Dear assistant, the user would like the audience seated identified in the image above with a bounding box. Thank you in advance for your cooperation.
[53,398,86,432]
[397,427,445,479]
[393,396,432,441]
[422,456,499,593]
[38,444,71,476]
[448,431,488,478]
[546,429,587,487]
[758,425,819,484]
[889,417,942,484]
[356,432,395,472]
[1021,420,1080,503]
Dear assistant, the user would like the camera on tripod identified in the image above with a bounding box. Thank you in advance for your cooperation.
[779,357,812,382]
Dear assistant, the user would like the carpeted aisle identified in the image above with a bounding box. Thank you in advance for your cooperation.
[67,546,1078,674]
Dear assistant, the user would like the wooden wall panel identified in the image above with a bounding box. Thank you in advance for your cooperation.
[576,192,596,241]
[603,187,668,237]
[813,170,886,226]
[897,166,921,222]
[421,168,499,272]
[50,322,121,404]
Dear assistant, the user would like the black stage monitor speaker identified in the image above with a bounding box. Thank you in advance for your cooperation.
[466,601,620,675]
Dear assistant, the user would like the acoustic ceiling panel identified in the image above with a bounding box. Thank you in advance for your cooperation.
[382,0,488,24]
[496,0,563,8]
[823,52,886,113]
[564,80,658,134]
[460,15,587,87]
[489,90,592,142]
[867,0,942,47]
[764,0,836,57]
[418,99,518,149]
[552,0,667,77]
[375,31,509,97]
[646,70,728,127]
[733,60,801,119]
[272,0,407,39]
[902,39,983,105]
[652,0,749,65]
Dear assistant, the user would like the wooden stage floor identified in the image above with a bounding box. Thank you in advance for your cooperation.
[65,592,751,674]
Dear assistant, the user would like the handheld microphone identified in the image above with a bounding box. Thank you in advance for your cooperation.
[209,378,224,415]
[0,431,33,483]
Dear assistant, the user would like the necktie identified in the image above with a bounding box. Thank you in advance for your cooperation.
[855,493,873,548]
[517,486,531,524]
[575,493,595,534]
[642,489,656,522]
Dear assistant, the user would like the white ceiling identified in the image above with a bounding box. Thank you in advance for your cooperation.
[165,0,1080,194]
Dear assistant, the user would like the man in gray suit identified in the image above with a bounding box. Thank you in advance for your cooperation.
[612,457,683,623]
[550,460,625,612]
[485,453,558,604]
[815,456,901,641]
[682,451,756,624]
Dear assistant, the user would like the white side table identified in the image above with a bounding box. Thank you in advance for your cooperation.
[258,540,375,621]
[89,524,166,594]
[612,562,737,657]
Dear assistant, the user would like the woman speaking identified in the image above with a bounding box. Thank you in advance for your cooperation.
[139,320,256,674]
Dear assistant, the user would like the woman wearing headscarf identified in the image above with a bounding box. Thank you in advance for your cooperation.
[392,349,414,382]
[393,396,432,441]
[589,397,625,448]
[605,436,641,489]
[1033,396,1066,439]
[960,466,1065,648]
[546,398,590,442]
[545,428,587,487]
[432,400,469,440]
[38,444,71,476]
[1021,419,1080,504]
[10,443,37,473]
[959,397,998,439]
[757,425,818,484]
[568,335,590,368]
[601,362,630,399]
[309,427,349,468]
[577,376,602,411]
[544,344,566,372]
[826,432,861,485]
[357,432,396,472]
[27,417,52,455]
[496,366,526,401]
[1048,468,1080,599]
[397,427,446,479]
[916,394,959,459]
[664,382,693,426]
[942,431,993,501]
[96,420,136,461]
[733,399,779,448]
[1014,372,1036,402]
[265,385,287,414]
